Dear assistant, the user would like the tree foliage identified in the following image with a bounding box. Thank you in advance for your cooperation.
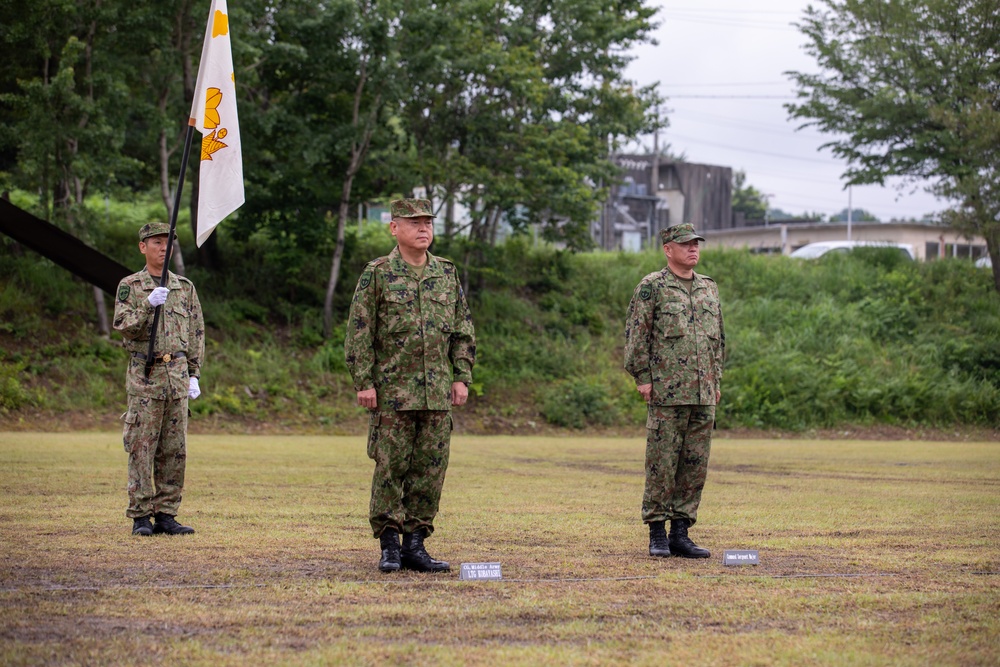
[786,0,1000,293]
[731,169,768,221]
[830,208,878,222]
[1,0,662,333]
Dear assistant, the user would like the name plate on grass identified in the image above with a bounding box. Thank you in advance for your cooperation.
[460,562,502,581]
[723,550,760,566]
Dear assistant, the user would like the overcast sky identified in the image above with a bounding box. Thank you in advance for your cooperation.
[624,0,948,222]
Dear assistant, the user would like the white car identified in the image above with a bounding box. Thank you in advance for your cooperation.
[789,240,916,260]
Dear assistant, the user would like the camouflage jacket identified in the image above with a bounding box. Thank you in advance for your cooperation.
[344,246,476,411]
[113,268,205,400]
[624,268,725,406]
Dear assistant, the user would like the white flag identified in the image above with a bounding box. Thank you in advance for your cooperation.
[190,0,244,248]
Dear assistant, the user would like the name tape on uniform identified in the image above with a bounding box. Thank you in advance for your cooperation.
[460,562,502,581]
[723,550,760,566]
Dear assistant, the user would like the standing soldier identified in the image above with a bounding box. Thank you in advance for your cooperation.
[624,223,725,559]
[113,223,205,536]
[345,198,476,573]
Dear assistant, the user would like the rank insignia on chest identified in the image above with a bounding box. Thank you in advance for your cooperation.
[118,284,131,301]
[387,283,408,291]
[639,285,652,301]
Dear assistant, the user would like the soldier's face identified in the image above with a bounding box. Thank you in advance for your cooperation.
[390,216,434,253]
[664,239,700,270]
[140,235,169,273]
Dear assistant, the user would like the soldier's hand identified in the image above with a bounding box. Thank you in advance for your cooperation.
[636,383,652,403]
[188,376,201,400]
[357,388,377,409]
[451,382,469,406]
[147,287,169,307]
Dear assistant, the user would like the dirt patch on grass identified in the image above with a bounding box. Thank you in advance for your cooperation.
[2,407,997,441]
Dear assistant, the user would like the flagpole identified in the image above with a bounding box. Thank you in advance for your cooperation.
[144,121,197,378]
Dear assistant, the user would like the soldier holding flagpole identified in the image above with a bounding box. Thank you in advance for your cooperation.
[114,0,243,536]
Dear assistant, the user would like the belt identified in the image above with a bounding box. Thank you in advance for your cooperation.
[132,351,186,364]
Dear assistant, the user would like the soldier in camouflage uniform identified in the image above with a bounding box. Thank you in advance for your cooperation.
[624,223,725,559]
[113,222,205,537]
[345,198,476,573]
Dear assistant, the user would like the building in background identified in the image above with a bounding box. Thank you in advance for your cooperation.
[596,154,987,261]
[596,155,732,251]
[703,221,988,261]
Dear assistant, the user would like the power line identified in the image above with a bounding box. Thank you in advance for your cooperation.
[669,110,826,139]
[661,8,799,15]
[659,13,797,31]
[668,95,797,99]
[667,132,837,164]
[661,81,790,88]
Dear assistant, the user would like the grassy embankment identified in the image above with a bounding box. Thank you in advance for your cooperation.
[2,200,999,434]
[1,432,997,665]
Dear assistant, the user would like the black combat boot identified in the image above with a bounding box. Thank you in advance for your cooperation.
[668,518,710,558]
[400,528,450,572]
[152,512,195,535]
[132,515,153,536]
[378,528,401,573]
[648,521,671,558]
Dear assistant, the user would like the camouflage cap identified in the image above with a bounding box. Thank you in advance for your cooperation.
[138,222,171,241]
[660,223,705,245]
[390,198,436,219]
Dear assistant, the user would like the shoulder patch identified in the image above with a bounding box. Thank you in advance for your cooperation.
[359,271,372,290]
[639,284,652,301]
[118,284,131,302]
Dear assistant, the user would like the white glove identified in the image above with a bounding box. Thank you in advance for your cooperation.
[148,287,169,307]
[188,376,201,400]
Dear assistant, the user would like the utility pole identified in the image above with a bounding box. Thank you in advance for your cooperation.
[651,106,660,240]
[847,184,853,241]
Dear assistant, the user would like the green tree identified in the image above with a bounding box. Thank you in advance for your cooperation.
[787,0,1000,293]
[830,208,878,223]
[395,0,658,257]
[0,0,146,333]
[732,170,768,221]
[229,0,409,337]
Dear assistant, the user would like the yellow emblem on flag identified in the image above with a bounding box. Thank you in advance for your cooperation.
[212,10,229,38]
[201,87,229,161]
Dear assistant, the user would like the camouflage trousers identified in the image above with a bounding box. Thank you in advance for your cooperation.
[642,404,715,525]
[122,394,188,519]
[367,409,452,538]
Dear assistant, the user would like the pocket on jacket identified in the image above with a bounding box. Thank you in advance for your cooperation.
[428,291,457,333]
[656,301,687,338]
[700,300,721,339]
[383,290,416,333]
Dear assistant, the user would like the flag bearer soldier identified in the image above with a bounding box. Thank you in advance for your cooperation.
[113,222,205,536]
[624,223,725,559]
[345,198,476,573]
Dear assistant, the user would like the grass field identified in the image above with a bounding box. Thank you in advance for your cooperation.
[1,432,997,666]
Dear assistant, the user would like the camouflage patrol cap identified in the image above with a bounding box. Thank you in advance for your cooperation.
[390,198,436,219]
[138,222,171,241]
[660,223,705,245]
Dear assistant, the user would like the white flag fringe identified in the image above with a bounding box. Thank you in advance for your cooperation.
[190,0,244,248]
